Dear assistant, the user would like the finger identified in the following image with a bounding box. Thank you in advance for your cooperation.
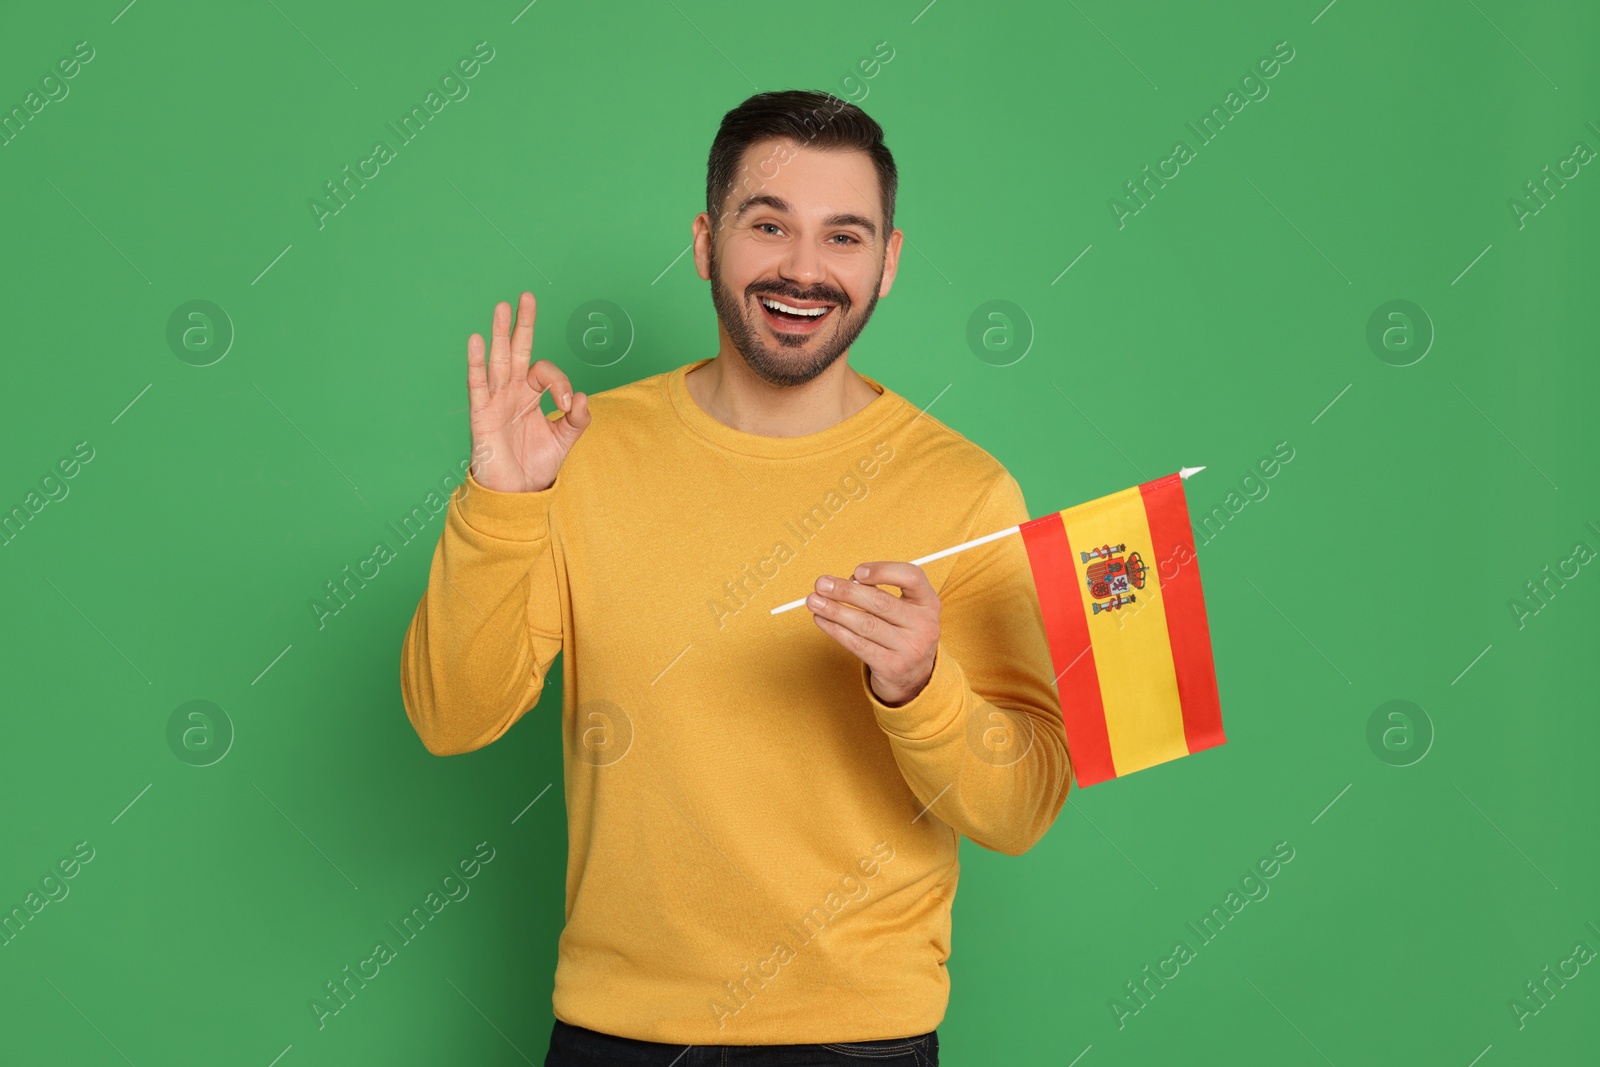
[487,299,513,393]
[849,561,939,608]
[541,390,593,446]
[556,391,593,437]
[812,572,918,630]
[811,610,899,669]
[466,332,490,414]
[807,580,910,656]
[526,358,575,413]
[509,291,536,384]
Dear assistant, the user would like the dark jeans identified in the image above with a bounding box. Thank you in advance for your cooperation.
[544,1019,939,1066]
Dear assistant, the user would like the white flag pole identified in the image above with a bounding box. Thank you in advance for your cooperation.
[769,466,1205,615]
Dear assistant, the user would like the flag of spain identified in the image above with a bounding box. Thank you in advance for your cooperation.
[1019,472,1226,787]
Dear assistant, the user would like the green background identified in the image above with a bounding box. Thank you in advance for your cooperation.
[2,0,1596,1063]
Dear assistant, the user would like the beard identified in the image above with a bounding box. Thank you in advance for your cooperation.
[708,237,882,388]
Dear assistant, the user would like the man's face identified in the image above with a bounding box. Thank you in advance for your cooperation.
[695,137,902,388]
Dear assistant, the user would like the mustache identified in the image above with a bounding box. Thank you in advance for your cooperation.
[748,284,848,306]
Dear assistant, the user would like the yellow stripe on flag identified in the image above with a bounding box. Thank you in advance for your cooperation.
[1060,486,1190,777]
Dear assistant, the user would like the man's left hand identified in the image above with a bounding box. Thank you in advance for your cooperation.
[807,561,940,708]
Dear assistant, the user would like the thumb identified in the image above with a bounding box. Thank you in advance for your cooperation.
[549,391,592,444]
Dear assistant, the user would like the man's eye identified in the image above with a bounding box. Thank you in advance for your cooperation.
[757,223,782,235]
[831,234,859,245]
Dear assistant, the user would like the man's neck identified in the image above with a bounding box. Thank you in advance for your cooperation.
[685,350,881,438]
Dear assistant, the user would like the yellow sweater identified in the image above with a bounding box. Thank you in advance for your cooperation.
[400,357,1071,1044]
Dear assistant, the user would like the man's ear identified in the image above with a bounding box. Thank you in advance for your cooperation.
[692,212,714,281]
[878,227,904,297]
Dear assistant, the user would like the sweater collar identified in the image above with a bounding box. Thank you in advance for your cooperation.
[666,358,903,459]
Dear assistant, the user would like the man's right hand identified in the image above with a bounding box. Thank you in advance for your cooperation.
[467,291,591,493]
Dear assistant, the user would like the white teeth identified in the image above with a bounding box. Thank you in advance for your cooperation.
[760,296,830,317]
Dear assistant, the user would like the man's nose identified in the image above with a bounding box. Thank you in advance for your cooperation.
[776,238,825,291]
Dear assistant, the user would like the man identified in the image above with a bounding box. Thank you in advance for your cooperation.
[400,89,1071,1067]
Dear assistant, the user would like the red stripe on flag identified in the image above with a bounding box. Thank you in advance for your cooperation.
[1139,475,1226,755]
[1020,512,1117,787]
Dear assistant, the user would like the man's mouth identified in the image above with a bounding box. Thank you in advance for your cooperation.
[756,294,836,334]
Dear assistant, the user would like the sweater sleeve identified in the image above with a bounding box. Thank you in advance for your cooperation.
[859,472,1073,855]
[400,467,565,756]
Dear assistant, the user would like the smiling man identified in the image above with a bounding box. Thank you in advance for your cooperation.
[401,89,1071,1067]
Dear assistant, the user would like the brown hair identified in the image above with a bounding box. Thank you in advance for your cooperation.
[705,89,898,237]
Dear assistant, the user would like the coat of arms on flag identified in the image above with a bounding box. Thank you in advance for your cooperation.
[1081,543,1146,613]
